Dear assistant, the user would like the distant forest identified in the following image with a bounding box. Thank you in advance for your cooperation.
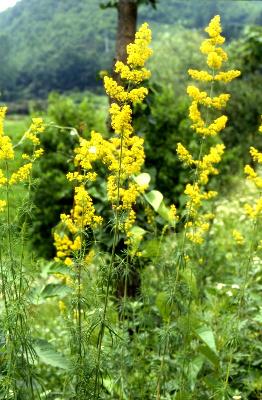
[0,0,261,100]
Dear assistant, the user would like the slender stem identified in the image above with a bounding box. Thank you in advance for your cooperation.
[94,128,125,399]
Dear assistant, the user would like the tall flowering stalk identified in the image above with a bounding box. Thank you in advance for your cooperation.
[0,107,44,398]
[53,23,152,397]
[156,15,241,398]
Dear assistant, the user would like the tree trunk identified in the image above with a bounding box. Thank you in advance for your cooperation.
[113,0,138,83]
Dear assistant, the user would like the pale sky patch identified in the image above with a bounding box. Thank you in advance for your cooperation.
[0,0,19,13]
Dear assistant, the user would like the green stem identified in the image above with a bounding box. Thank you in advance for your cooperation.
[94,128,125,399]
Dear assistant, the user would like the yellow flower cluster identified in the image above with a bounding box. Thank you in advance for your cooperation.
[54,23,152,263]
[0,108,14,160]
[187,15,240,138]
[177,16,238,245]
[232,229,245,245]
[177,143,225,185]
[9,163,32,185]
[0,108,44,214]
[103,22,152,106]
[126,23,153,67]
[54,185,103,266]
[244,118,262,219]
[185,213,214,244]
[115,61,150,84]
[10,117,44,185]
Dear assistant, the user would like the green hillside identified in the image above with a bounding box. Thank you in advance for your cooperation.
[0,0,261,100]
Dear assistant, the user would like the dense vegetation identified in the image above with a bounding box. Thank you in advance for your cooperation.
[0,2,262,399]
[0,0,261,100]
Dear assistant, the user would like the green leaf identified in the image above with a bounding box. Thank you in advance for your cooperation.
[144,190,163,211]
[41,283,72,298]
[198,345,219,368]
[157,201,171,222]
[134,172,151,187]
[49,263,73,275]
[34,339,71,370]
[130,225,146,237]
[195,326,217,355]
[188,356,204,390]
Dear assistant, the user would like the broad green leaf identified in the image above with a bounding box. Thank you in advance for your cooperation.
[130,225,146,237]
[144,190,163,211]
[134,172,151,187]
[198,345,219,368]
[157,201,172,222]
[41,283,72,298]
[188,356,204,390]
[49,263,73,275]
[34,339,71,370]
[195,326,217,355]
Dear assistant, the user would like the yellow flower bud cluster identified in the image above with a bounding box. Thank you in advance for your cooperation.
[54,23,152,263]
[0,108,44,213]
[232,229,245,245]
[0,107,14,161]
[177,143,225,185]
[244,118,262,219]
[103,22,152,106]
[9,163,33,185]
[187,15,240,138]
[185,213,214,244]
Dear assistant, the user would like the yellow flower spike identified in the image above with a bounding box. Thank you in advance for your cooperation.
[207,51,223,69]
[214,70,241,83]
[205,15,222,39]
[104,76,128,103]
[9,163,33,185]
[0,106,8,135]
[169,204,179,222]
[188,69,213,82]
[250,147,262,164]
[127,22,152,68]
[115,61,151,84]
[109,103,133,135]
[0,135,14,160]
[176,143,194,166]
